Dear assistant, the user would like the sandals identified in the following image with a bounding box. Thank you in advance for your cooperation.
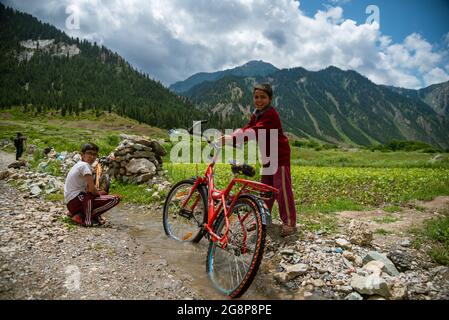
[94,216,107,225]
[70,213,106,226]
[71,214,85,226]
[280,225,297,237]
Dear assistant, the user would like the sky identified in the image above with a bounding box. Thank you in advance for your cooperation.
[2,0,449,89]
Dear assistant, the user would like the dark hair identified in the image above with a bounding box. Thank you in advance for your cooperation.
[81,142,99,153]
[17,132,22,136]
[253,83,273,99]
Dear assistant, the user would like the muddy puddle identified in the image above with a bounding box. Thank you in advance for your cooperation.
[109,205,303,300]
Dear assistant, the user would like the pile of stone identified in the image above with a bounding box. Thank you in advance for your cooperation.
[108,134,167,184]
[36,149,81,174]
[1,167,64,197]
[265,219,449,300]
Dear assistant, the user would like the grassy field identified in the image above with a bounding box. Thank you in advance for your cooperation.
[291,147,449,168]
[0,107,167,156]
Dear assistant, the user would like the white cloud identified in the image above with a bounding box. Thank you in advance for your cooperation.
[3,0,448,88]
[423,68,449,87]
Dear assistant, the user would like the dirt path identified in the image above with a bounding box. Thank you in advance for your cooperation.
[0,150,15,170]
[0,151,204,300]
[336,197,449,249]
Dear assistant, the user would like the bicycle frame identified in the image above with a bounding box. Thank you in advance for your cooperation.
[180,142,278,249]
[94,162,103,190]
[94,155,114,190]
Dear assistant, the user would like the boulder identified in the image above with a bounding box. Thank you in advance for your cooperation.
[363,251,400,276]
[363,260,384,276]
[284,263,309,280]
[347,220,373,246]
[387,250,413,272]
[351,273,391,298]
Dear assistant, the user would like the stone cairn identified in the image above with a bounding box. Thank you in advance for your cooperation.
[108,134,167,184]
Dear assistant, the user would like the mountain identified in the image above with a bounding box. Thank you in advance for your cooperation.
[169,60,279,93]
[387,82,449,117]
[183,66,449,149]
[0,3,206,129]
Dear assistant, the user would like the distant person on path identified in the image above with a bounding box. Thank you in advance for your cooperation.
[64,142,120,227]
[14,133,27,160]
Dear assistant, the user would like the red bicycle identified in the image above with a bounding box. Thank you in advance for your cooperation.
[163,121,278,298]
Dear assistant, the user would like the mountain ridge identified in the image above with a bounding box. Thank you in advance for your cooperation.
[183,65,449,148]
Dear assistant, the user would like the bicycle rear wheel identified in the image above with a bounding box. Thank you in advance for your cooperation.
[163,179,207,243]
[206,197,266,298]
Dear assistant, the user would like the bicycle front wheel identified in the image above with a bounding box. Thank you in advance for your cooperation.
[163,179,207,243]
[206,197,266,298]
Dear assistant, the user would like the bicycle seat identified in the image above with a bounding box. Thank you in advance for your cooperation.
[230,162,256,177]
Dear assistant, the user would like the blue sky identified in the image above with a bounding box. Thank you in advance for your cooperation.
[2,0,449,88]
[300,0,449,45]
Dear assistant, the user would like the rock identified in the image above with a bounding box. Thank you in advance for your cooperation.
[351,274,391,298]
[337,285,353,294]
[363,251,400,276]
[311,279,325,287]
[30,186,42,196]
[48,178,64,190]
[274,272,289,283]
[284,263,309,281]
[390,282,408,300]
[354,255,363,267]
[115,147,134,156]
[431,266,449,281]
[344,292,363,300]
[400,239,411,247]
[125,158,156,175]
[131,151,156,159]
[387,250,413,272]
[135,173,153,184]
[335,238,352,249]
[151,192,160,200]
[367,295,386,300]
[343,251,356,261]
[280,249,295,255]
[363,260,384,276]
[347,220,373,246]
[8,160,27,169]
[0,170,10,180]
[149,141,167,156]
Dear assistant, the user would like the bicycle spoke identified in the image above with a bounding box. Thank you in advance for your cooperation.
[207,198,266,297]
[163,182,206,243]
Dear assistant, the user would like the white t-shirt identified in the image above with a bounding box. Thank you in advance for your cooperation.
[64,161,93,204]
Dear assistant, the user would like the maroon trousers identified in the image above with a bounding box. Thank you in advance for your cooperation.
[261,165,297,227]
[67,193,120,227]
